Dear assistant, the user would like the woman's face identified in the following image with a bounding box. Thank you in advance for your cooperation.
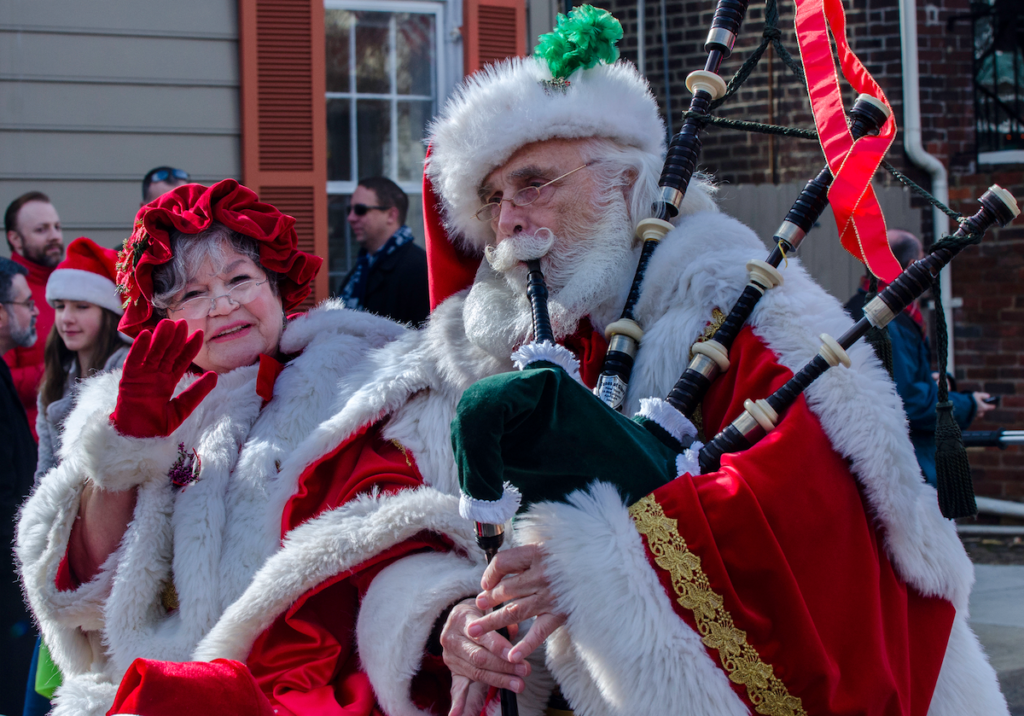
[53,301,104,354]
[165,247,285,374]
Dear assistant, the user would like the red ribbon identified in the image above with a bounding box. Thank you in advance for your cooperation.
[795,0,902,282]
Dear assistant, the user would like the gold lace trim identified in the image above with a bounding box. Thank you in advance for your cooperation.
[629,495,806,716]
[688,308,728,439]
[390,439,413,468]
[160,578,179,613]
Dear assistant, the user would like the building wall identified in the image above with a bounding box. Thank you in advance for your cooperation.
[600,0,1022,496]
[0,0,241,253]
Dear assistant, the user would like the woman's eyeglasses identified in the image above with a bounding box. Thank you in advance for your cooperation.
[171,279,268,320]
[347,204,388,217]
[474,163,593,222]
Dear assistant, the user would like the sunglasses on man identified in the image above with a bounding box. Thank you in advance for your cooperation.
[347,203,389,217]
[149,168,191,184]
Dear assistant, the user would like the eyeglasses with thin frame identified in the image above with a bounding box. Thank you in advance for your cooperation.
[347,203,389,217]
[2,297,37,311]
[170,278,269,320]
[474,162,593,222]
[149,168,190,184]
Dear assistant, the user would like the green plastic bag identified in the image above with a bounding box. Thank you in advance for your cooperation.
[35,640,62,699]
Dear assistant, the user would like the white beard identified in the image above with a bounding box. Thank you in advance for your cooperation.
[464,196,637,359]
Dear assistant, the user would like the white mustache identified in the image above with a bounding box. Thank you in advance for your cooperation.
[483,230,555,273]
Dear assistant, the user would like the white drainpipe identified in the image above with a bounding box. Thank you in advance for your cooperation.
[899,0,954,371]
[637,0,645,76]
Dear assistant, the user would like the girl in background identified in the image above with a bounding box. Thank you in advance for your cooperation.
[34,237,130,482]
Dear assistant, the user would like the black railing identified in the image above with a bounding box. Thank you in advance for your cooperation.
[973,0,1024,155]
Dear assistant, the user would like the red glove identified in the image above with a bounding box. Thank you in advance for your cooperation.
[110,319,218,439]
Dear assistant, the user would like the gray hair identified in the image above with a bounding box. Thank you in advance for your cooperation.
[151,222,279,315]
[575,136,718,235]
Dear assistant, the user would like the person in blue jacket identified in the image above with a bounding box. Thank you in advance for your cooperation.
[846,229,993,485]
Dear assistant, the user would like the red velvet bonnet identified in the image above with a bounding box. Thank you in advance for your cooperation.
[116,179,322,337]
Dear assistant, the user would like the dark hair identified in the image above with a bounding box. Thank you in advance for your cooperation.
[5,191,51,251]
[358,177,408,225]
[0,256,29,303]
[143,166,190,201]
[887,230,923,270]
[40,307,126,409]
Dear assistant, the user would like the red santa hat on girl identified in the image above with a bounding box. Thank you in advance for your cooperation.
[46,237,124,315]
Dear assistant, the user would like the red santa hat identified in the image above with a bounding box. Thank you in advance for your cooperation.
[46,237,124,315]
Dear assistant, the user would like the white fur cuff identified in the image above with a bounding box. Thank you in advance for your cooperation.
[76,418,181,492]
[637,398,697,443]
[676,442,704,477]
[459,484,522,525]
[511,341,583,384]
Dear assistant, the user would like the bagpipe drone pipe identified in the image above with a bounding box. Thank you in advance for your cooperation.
[664,93,891,420]
[595,0,753,411]
[696,185,1021,515]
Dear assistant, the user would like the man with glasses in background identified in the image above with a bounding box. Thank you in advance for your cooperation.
[339,176,429,326]
[142,166,191,205]
[4,191,63,439]
[0,257,39,716]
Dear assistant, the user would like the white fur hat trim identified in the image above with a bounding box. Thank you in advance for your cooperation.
[46,267,124,315]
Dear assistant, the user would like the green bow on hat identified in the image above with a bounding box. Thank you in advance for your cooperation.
[535,5,623,80]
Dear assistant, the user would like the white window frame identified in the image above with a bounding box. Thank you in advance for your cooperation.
[324,0,457,196]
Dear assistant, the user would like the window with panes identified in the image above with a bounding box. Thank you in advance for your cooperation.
[325,1,444,295]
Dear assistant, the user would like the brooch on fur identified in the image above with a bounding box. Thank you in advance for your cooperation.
[168,443,201,489]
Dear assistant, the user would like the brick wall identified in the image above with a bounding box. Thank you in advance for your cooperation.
[597,0,1024,497]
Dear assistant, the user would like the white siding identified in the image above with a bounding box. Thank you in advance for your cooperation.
[0,0,241,253]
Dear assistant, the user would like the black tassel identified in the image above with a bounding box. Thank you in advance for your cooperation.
[863,274,894,378]
[932,275,977,519]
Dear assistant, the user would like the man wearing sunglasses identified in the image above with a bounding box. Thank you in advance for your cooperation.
[142,166,191,205]
[338,176,429,326]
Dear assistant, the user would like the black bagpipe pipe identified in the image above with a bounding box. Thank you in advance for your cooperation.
[664,93,891,419]
[595,0,752,410]
[696,185,1021,474]
[961,429,1024,449]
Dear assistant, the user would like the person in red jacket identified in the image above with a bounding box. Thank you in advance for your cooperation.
[4,191,64,439]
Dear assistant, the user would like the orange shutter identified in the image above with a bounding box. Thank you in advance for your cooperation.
[463,0,527,76]
[239,0,329,306]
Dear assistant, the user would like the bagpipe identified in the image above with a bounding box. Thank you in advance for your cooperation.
[696,186,1019,481]
[595,0,753,410]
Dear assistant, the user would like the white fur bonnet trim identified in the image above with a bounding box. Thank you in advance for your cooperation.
[459,483,522,525]
[426,57,665,248]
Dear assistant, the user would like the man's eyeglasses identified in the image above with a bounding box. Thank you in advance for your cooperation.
[2,298,37,311]
[347,204,389,217]
[170,278,268,320]
[474,163,593,222]
[149,168,190,184]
